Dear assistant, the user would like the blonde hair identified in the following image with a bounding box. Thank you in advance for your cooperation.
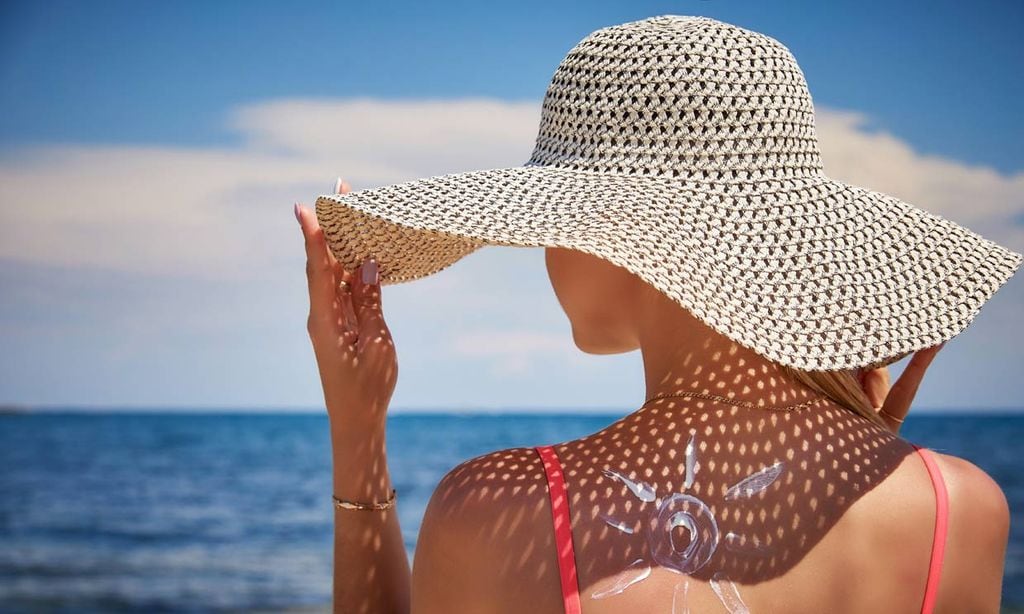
[780,364,889,429]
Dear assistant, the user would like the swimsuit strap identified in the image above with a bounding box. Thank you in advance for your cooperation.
[534,444,582,614]
[911,443,949,614]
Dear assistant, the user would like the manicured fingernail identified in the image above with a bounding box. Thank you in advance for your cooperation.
[362,257,379,285]
[294,203,301,223]
[334,177,344,194]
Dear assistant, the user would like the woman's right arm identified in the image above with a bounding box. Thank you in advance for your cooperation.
[295,190,410,613]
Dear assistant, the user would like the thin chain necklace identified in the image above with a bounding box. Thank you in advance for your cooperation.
[641,390,826,413]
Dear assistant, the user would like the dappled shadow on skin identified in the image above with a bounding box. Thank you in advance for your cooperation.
[432,361,915,612]
[332,423,408,614]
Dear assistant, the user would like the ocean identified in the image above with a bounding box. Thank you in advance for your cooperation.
[1,411,1022,612]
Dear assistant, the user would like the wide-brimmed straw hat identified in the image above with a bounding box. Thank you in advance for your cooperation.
[313,14,1022,372]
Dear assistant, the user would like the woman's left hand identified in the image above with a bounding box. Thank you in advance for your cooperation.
[295,179,398,429]
[859,342,945,434]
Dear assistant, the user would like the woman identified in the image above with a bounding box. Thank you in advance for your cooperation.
[295,15,1017,613]
[296,197,1009,614]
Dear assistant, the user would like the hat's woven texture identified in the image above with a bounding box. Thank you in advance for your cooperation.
[314,14,1023,371]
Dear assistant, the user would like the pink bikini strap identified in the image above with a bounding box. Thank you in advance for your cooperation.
[535,444,582,614]
[912,443,949,614]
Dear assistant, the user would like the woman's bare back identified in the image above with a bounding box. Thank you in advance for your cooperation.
[557,396,924,613]
[415,396,1009,613]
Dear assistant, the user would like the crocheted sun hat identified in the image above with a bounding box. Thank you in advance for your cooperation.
[314,14,1023,372]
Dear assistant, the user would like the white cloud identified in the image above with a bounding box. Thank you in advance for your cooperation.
[0,97,544,280]
[229,97,540,174]
[815,108,1024,245]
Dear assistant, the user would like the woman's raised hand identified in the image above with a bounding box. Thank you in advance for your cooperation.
[295,179,398,430]
[859,342,945,434]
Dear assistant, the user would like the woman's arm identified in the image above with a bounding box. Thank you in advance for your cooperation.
[331,413,410,613]
[295,180,409,613]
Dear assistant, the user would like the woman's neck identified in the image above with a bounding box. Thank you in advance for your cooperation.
[635,288,820,409]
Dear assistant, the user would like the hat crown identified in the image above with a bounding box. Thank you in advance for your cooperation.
[526,15,825,182]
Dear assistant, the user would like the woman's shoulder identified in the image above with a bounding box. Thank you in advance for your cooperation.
[411,446,565,614]
[922,449,1009,613]
[422,445,551,515]
[850,446,1009,613]
[926,449,1008,516]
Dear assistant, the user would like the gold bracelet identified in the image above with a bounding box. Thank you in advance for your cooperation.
[333,488,397,511]
[878,407,905,424]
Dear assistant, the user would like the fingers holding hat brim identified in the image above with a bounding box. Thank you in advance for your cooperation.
[296,203,344,333]
[877,341,946,425]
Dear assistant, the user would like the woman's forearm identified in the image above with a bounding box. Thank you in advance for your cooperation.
[330,415,411,614]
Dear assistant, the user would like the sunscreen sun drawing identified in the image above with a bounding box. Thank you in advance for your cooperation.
[591,429,784,614]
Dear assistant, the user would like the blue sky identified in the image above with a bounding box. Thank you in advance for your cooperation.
[1,0,1022,411]
[3,0,1022,170]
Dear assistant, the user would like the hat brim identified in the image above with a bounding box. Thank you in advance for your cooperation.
[314,164,1023,371]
